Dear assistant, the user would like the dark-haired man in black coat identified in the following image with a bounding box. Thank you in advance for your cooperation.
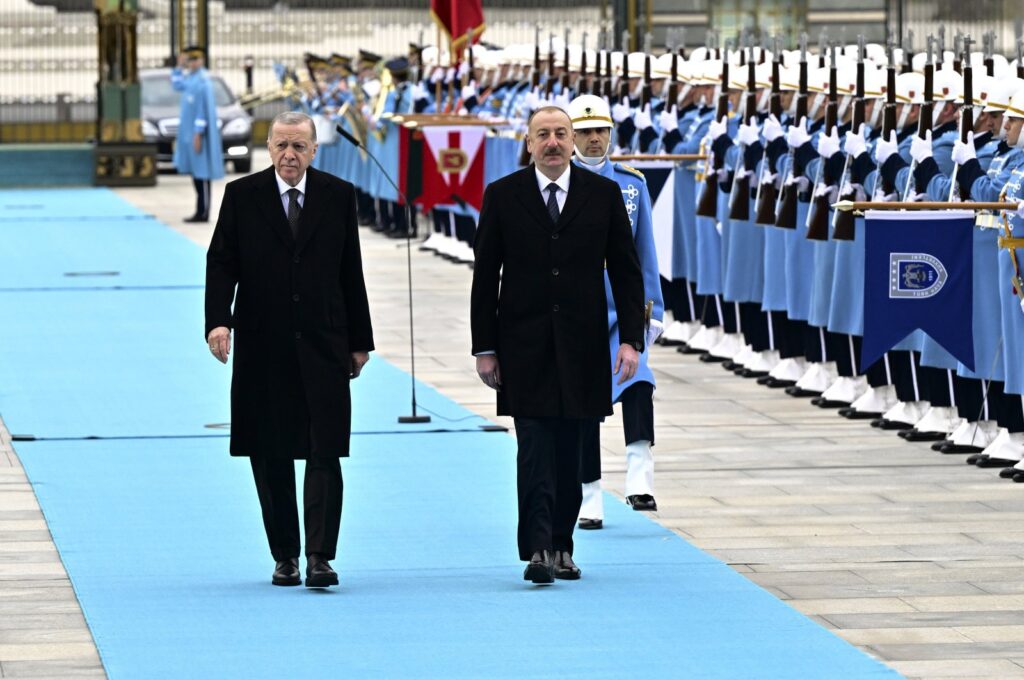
[206,111,374,589]
[471,106,645,584]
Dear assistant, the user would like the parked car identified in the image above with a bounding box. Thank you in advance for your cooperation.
[140,68,253,173]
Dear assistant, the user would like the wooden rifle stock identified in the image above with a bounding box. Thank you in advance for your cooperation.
[807,46,839,241]
[775,44,809,229]
[729,58,757,221]
[833,42,866,241]
[754,44,783,226]
[696,57,729,218]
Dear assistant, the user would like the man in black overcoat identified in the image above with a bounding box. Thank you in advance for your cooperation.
[470,106,645,584]
[205,111,374,588]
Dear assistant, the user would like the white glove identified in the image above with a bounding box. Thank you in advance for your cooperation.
[554,90,571,110]
[707,117,728,140]
[736,117,760,147]
[659,106,678,133]
[634,104,653,130]
[460,82,476,100]
[444,66,456,83]
[910,130,932,163]
[1017,202,1024,219]
[646,318,664,348]
[611,98,632,123]
[844,124,867,159]
[762,114,784,142]
[411,81,429,101]
[457,61,469,79]
[521,88,540,114]
[874,130,899,165]
[816,127,841,159]
[786,117,810,148]
[952,132,976,165]
[429,67,444,84]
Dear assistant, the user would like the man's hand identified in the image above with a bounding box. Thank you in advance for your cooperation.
[611,97,631,124]
[707,116,728,140]
[816,127,841,159]
[786,117,810,149]
[193,133,202,154]
[909,130,932,163]
[207,326,231,364]
[634,103,653,131]
[476,354,502,390]
[736,117,760,147]
[659,105,678,133]
[844,123,868,159]
[613,343,639,385]
[761,114,784,142]
[874,130,899,165]
[952,132,976,165]
[646,319,664,349]
[350,351,370,378]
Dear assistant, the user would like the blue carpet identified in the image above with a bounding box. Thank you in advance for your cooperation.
[0,188,150,220]
[17,433,899,680]
[3,188,900,678]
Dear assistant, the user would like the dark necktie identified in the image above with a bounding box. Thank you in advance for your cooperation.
[545,182,560,224]
[286,188,301,238]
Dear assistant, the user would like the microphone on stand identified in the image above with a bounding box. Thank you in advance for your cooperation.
[336,123,430,424]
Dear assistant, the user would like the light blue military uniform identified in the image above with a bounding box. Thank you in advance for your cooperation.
[998,167,1024,395]
[171,67,224,181]
[573,157,664,402]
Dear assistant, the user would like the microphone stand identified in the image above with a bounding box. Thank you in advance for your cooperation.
[336,124,431,424]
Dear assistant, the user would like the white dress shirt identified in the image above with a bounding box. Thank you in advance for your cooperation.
[275,171,307,216]
[535,165,570,213]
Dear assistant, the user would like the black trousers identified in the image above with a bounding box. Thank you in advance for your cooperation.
[250,456,343,562]
[191,177,211,218]
[513,417,584,561]
[579,382,656,484]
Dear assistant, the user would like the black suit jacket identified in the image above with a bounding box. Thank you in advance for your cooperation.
[205,166,373,458]
[470,163,644,418]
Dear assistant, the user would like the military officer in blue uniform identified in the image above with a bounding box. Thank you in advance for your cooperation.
[171,46,224,222]
[567,94,665,528]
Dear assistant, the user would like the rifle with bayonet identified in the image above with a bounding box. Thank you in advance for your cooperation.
[530,26,541,89]
[807,41,840,240]
[754,36,783,225]
[696,40,730,218]
[1018,39,1024,78]
[560,28,571,94]
[667,29,679,109]
[729,39,758,221]
[902,35,934,201]
[903,31,914,74]
[949,35,974,201]
[775,33,809,228]
[604,32,614,100]
[984,32,995,77]
[545,33,556,96]
[833,35,866,240]
[619,30,631,103]
[878,40,899,197]
[579,31,589,95]
[953,33,963,74]
[641,32,653,108]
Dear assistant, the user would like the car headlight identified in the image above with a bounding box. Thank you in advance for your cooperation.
[221,117,251,136]
[141,120,159,138]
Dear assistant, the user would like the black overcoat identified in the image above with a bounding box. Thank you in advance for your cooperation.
[470,164,645,418]
[205,166,374,458]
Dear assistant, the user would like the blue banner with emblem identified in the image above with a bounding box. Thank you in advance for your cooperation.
[861,210,975,372]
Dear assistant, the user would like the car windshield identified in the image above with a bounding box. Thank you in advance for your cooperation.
[142,75,234,107]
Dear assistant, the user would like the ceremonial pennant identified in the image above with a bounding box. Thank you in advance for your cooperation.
[861,210,975,372]
[624,160,676,280]
[417,126,487,212]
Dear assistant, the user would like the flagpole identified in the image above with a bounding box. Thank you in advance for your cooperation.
[833,200,1018,212]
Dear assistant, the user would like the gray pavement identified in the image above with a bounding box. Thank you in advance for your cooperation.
[4,152,1024,678]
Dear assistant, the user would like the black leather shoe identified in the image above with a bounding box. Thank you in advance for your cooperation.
[553,551,581,580]
[738,369,769,379]
[523,550,555,584]
[999,467,1019,479]
[183,214,209,223]
[840,409,883,420]
[898,429,947,442]
[677,345,707,355]
[627,494,658,511]
[699,353,728,363]
[878,420,914,431]
[966,453,987,465]
[931,440,953,451]
[1013,472,1024,484]
[785,386,821,398]
[722,360,741,371]
[578,518,603,530]
[977,457,1019,468]
[761,377,796,388]
[272,558,301,586]
[811,397,849,408]
[305,554,339,588]
[940,443,985,454]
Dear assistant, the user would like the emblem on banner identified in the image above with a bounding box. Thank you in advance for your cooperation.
[438,148,468,173]
[889,253,948,299]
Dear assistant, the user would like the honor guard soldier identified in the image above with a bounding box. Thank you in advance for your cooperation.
[171,45,224,222]
[567,94,665,528]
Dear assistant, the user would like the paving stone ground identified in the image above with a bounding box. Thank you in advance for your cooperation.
[4,154,1024,678]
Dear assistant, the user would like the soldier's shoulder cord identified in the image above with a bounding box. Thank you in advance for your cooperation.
[616,163,646,180]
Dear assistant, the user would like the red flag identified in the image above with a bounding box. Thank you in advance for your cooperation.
[415,126,487,212]
[430,0,485,50]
